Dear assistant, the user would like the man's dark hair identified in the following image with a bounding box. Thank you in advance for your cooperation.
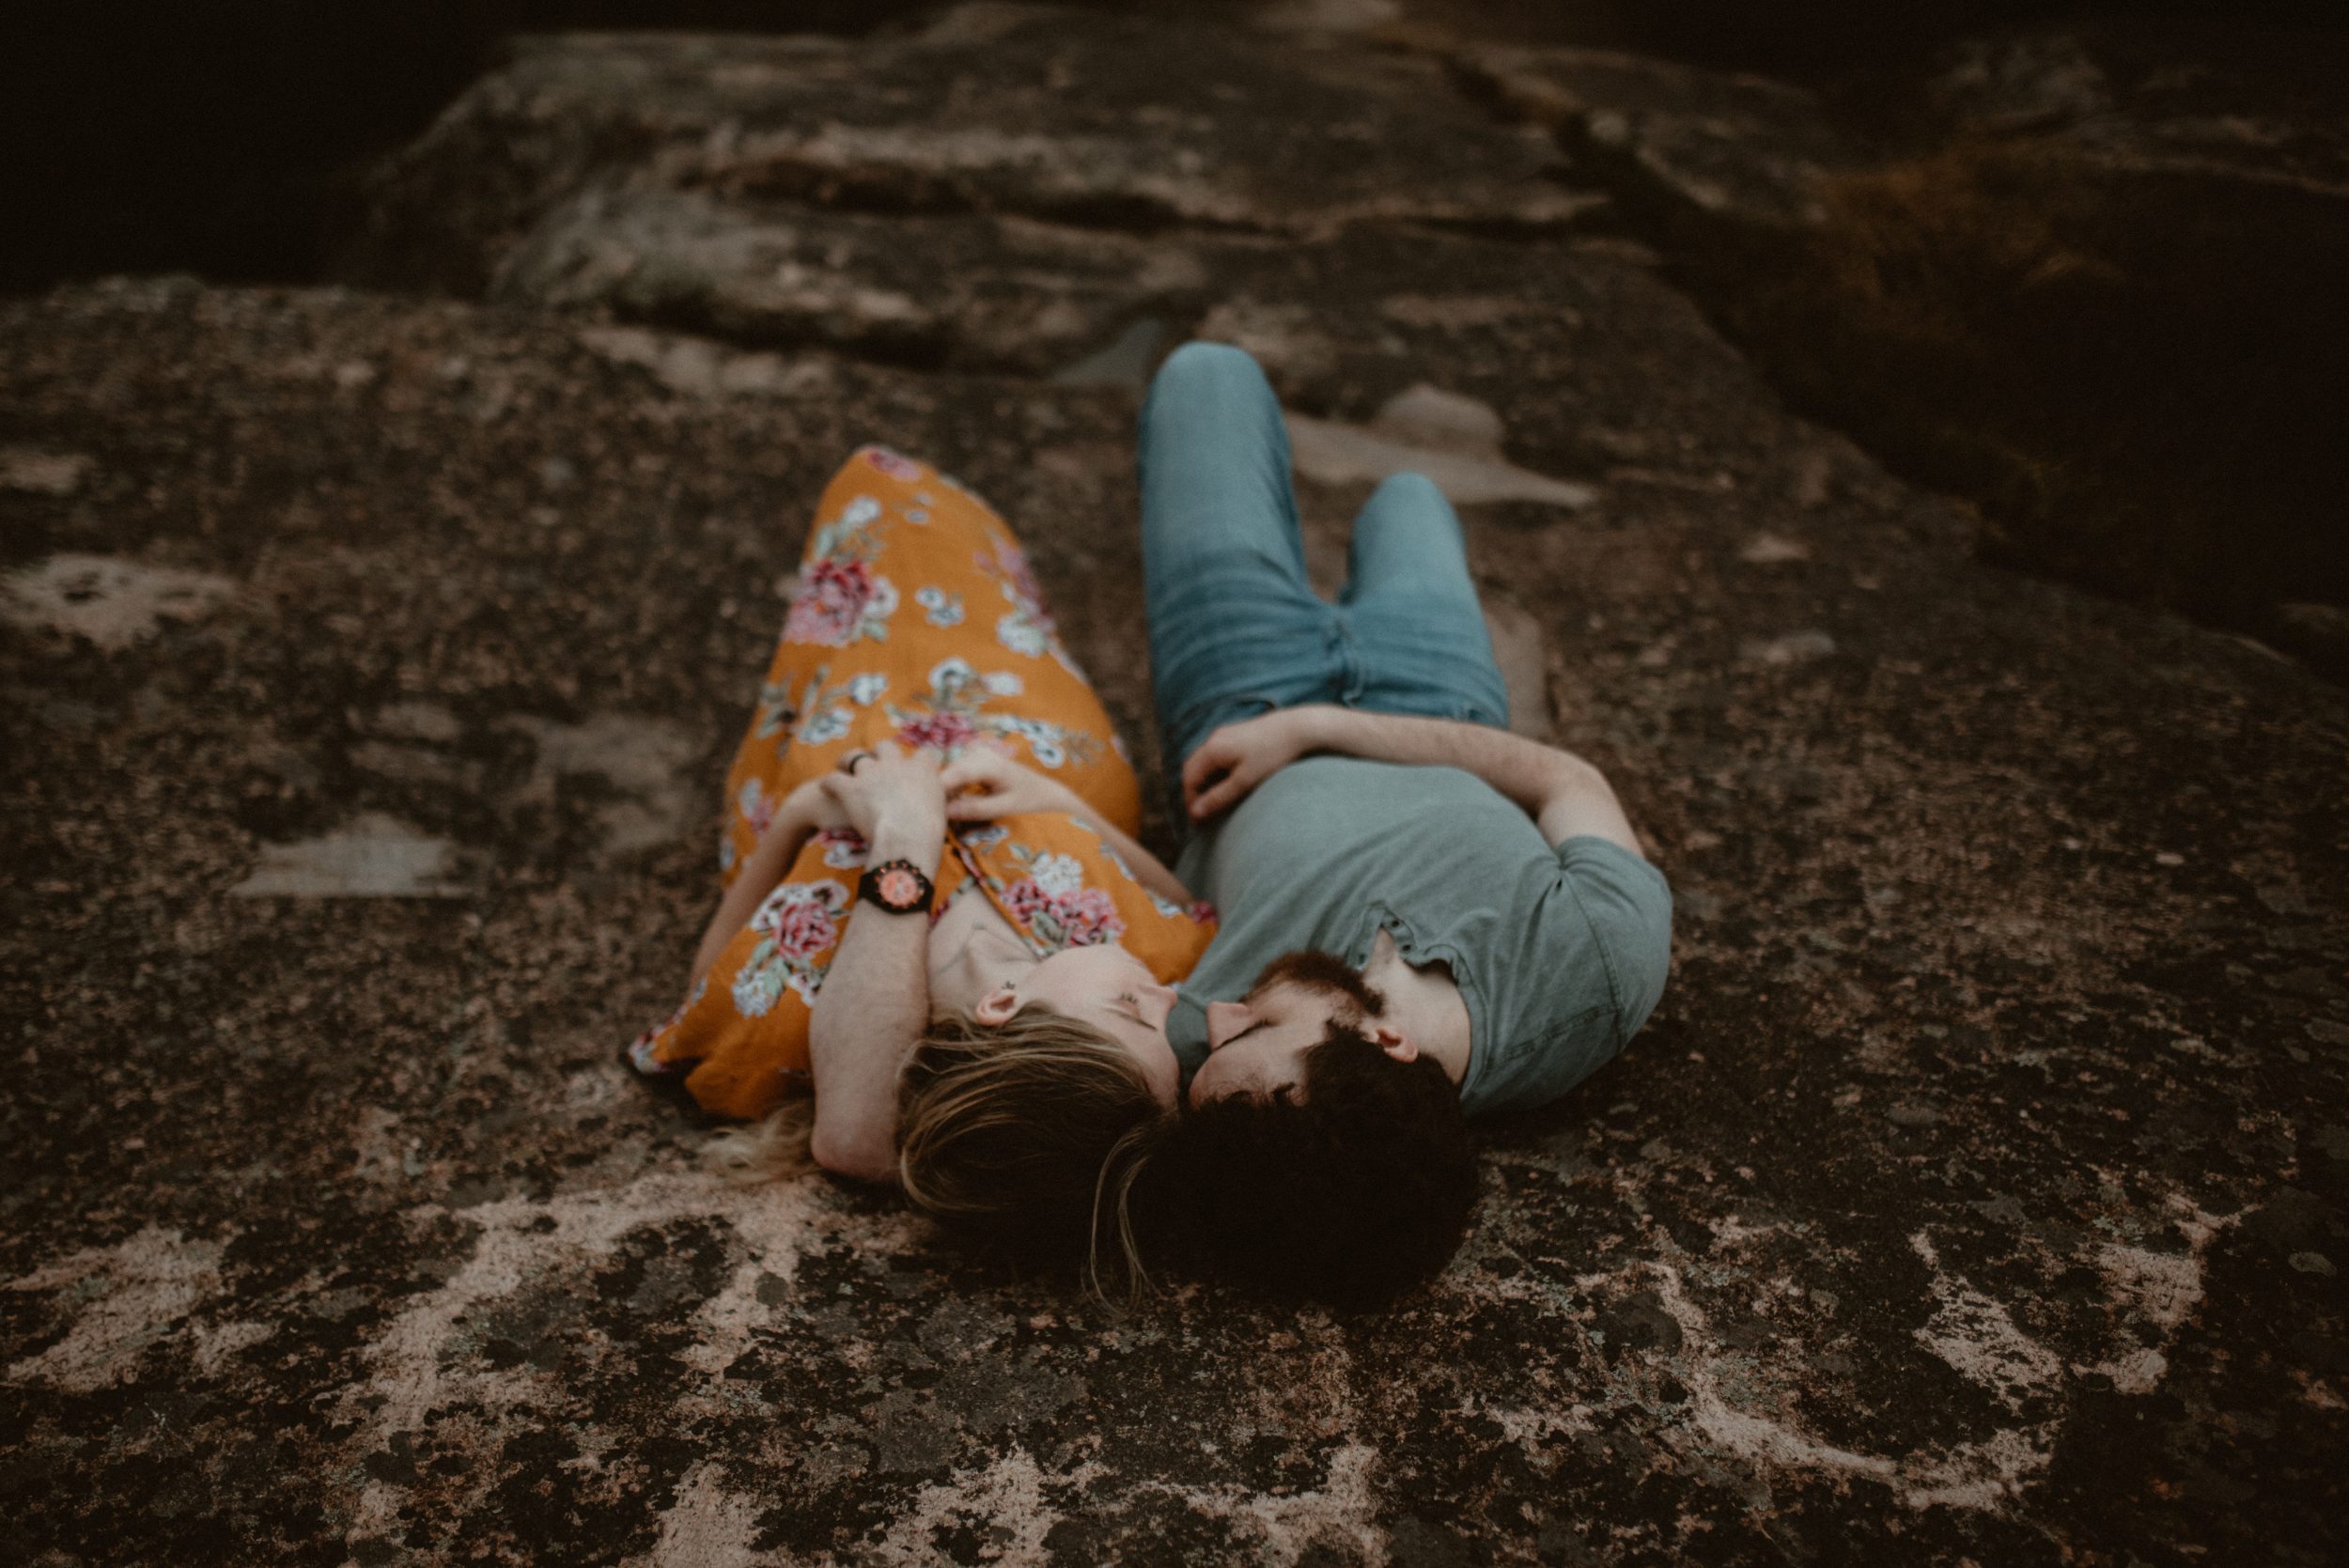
[1135,1024,1479,1309]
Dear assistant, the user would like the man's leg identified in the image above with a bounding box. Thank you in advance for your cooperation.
[1141,343,1342,786]
[1337,473,1511,727]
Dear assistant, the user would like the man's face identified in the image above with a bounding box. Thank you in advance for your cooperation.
[1187,951,1384,1108]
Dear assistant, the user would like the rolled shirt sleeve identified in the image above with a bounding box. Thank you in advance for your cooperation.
[1558,835,1674,1050]
[1453,835,1672,1117]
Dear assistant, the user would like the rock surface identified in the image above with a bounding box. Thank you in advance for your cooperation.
[6,6,2348,1564]
[342,5,2349,681]
[495,190,1197,375]
[1470,18,2349,675]
[1459,44,1860,229]
[341,10,1600,296]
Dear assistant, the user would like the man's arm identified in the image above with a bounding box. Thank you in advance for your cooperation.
[1182,705,1645,856]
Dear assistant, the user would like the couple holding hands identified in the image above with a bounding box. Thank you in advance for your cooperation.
[631,343,1672,1306]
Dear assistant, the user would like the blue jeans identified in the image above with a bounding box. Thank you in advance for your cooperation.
[1141,342,1510,804]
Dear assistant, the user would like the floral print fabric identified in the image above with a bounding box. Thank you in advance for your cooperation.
[633,446,1214,1121]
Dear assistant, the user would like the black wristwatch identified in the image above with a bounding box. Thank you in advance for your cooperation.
[858,858,936,915]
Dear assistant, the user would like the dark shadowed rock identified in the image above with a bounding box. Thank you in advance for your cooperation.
[2269,600,2349,672]
[1920,23,2349,193]
[339,6,2349,685]
[340,6,1601,296]
[1458,44,1861,229]
[1477,18,2349,674]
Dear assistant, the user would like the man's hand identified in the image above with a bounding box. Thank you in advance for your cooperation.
[1182,707,1323,820]
[940,746,1079,822]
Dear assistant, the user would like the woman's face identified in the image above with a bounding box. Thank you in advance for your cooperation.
[981,944,1182,1108]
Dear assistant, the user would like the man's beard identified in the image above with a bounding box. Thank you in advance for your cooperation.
[1248,949,1386,1020]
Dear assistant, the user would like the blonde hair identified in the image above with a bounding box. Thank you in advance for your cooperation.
[704,1006,1171,1296]
[898,1007,1171,1297]
[706,1098,817,1185]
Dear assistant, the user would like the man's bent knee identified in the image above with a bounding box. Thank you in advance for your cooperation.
[1148,340,1270,400]
[1369,471,1445,505]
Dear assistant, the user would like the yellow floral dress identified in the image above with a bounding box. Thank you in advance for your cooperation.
[630,445,1216,1120]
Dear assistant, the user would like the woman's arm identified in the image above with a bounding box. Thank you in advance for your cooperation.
[690,780,832,986]
[1074,811,1193,908]
[803,749,949,1182]
[940,749,1194,907]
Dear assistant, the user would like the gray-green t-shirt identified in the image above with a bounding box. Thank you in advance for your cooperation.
[1168,756,1672,1117]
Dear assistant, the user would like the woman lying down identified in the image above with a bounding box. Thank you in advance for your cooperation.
[629,445,1214,1282]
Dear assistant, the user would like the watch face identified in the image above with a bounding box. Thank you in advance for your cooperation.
[872,863,927,910]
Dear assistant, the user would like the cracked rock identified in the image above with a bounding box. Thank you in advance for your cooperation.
[341,7,1602,296]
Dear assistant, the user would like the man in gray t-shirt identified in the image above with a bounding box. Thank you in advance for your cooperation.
[1169,751,1671,1118]
[1133,343,1672,1304]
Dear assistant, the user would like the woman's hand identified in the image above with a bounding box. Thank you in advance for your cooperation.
[940,746,1079,823]
[1181,706,1326,819]
[951,744,1197,906]
[819,743,947,843]
[779,774,857,839]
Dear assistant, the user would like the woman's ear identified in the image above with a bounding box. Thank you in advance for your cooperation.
[1368,1024,1419,1063]
[1135,982,1178,1030]
[974,986,1020,1026]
